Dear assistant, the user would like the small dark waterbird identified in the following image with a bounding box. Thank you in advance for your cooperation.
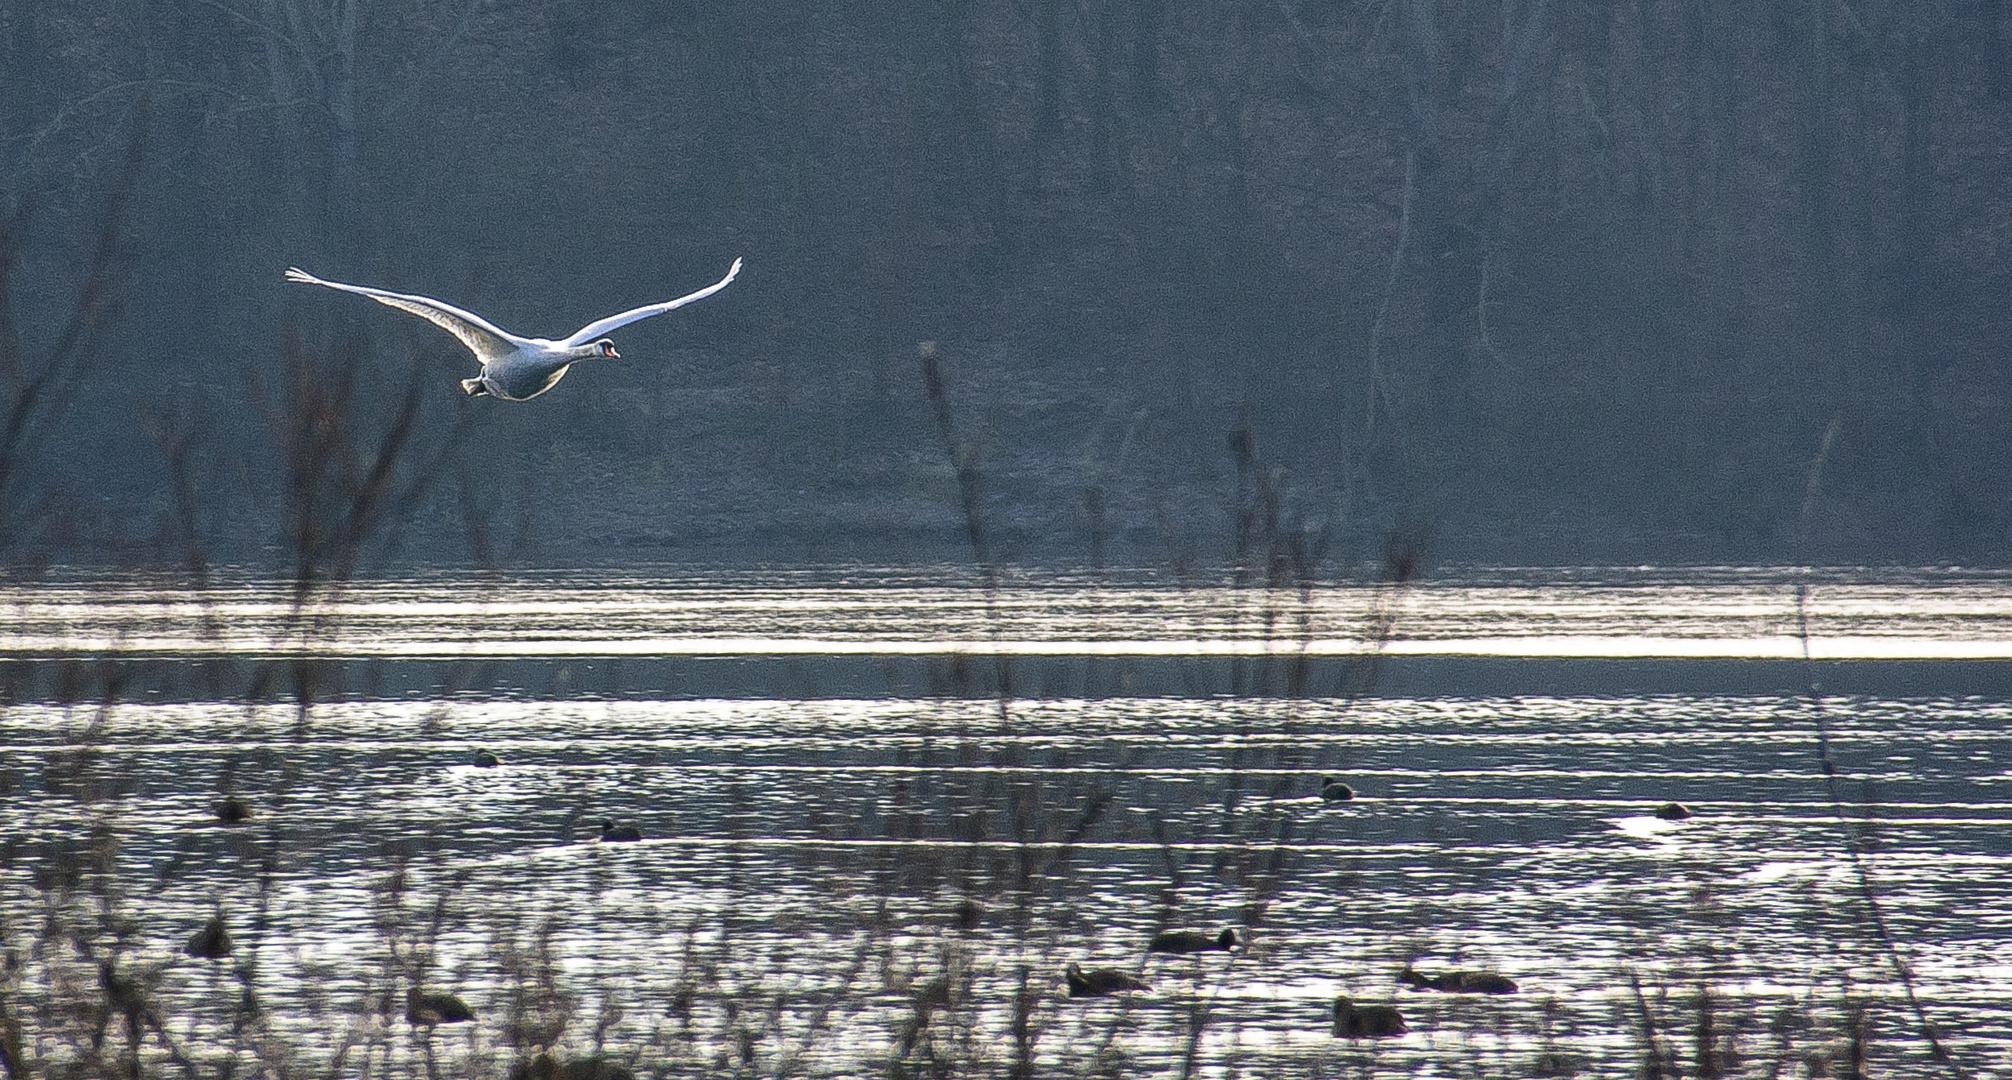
[1320,778,1355,802]
[1148,927,1240,954]
[510,1053,634,1080]
[1065,963,1149,998]
[1532,1051,1587,1077]
[1399,968,1518,994]
[285,259,741,401]
[185,915,233,959]
[472,749,502,768]
[1332,997,1408,1037]
[406,988,475,1025]
[214,796,253,825]
[599,820,642,842]
[1654,801,1693,821]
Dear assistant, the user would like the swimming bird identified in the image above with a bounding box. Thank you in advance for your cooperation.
[284,258,742,401]
[406,988,475,1025]
[1531,1050,1587,1077]
[599,820,642,842]
[1655,802,1693,821]
[1148,928,1239,954]
[1398,968,1518,994]
[1332,997,1407,1037]
[1321,778,1355,802]
[185,914,233,959]
[510,1053,634,1080]
[472,750,502,768]
[214,797,253,825]
[1065,963,1148,998]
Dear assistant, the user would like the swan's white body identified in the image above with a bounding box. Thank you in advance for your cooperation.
[284,258,742,401]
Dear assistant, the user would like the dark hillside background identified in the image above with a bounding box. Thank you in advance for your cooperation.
[5,0,2012,567]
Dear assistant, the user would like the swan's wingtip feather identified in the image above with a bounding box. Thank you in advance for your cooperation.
[284,267,315,283]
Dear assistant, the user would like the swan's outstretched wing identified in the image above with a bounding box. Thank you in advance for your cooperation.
[559,258,741,348]
[285,268,521,363]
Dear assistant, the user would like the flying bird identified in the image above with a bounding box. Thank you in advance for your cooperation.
[284,258,742,401]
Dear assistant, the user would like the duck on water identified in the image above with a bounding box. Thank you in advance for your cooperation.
[407,989,475,1025]
[1399,968,1518,994]
[1148,928,1240,954]
[1332,998,1407,1037]
[186,914,232,959]
[1065,963,1149,998]
[214,796,253,825]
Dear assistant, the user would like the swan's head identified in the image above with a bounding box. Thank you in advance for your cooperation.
[594,339,618,359]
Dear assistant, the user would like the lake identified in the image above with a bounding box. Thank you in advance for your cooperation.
[2,566,2007,1077]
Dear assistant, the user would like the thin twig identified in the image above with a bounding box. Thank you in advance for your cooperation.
[1364,150,1413,446]
[1794,417,1961,1076]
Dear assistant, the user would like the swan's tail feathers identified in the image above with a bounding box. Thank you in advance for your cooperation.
[284,267,320,284]
[461,378,488,397]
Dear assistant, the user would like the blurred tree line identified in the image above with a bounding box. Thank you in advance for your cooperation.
[2,0,2010,568]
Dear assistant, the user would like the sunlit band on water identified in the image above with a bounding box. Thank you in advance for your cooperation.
[9,569,2012,660]
[7,634,2012,659]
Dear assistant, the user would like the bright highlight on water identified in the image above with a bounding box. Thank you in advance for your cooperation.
[6,566,2012,660]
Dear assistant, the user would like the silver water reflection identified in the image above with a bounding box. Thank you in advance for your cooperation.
[8,566,2012,658]
[5,690,2009,1076]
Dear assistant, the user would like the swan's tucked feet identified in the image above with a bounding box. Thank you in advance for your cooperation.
[461,378,487,396]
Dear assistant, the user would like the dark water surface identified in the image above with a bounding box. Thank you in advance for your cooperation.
[4,568,2009,1077]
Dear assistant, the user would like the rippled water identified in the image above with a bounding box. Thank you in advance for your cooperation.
[3,568,2009,1077]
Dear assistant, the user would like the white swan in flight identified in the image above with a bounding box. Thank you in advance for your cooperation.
[284,258,741,401]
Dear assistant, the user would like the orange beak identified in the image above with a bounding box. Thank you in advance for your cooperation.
[600,342,619,359]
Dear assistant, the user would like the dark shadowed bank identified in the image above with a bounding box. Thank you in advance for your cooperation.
[3,2,2012,568]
